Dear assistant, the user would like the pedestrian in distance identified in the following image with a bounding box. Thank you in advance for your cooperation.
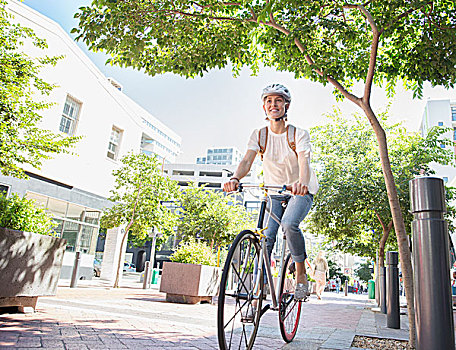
[313,251,329,300]
[335,276,341,294]
[452,270,456,296]
[223,83,319,300]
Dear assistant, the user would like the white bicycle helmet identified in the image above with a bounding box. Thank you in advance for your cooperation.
[261,84,291,103]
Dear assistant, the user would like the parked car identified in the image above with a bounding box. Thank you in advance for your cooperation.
[123,262,136,272]
[93,258,102,277]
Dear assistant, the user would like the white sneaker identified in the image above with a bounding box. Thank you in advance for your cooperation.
[294,283,309,301]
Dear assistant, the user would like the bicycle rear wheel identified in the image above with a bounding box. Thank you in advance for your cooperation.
[217,230,264,350]
[278,253,302,342]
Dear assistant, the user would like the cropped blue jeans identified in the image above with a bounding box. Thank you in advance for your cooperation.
[263,194,313,264]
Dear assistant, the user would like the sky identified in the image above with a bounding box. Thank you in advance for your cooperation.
[21,0,456,163]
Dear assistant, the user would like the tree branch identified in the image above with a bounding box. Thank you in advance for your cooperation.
[261,21,361,106]
[148,7,253,23]
[374,210,386,232]
[383,2,433,31]
[343,5,379,104]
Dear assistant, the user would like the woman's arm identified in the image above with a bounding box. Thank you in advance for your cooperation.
[291,150,311,195]
[223,150,256,192]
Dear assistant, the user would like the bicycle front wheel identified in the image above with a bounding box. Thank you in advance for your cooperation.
[217,230,264,350]
[278,253,302,343]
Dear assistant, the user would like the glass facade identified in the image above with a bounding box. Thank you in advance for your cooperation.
[25,192,101,254]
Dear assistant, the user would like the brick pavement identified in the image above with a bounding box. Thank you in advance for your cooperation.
[0,277,409,350]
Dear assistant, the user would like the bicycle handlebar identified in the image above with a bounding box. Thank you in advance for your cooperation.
[238,183,292,193]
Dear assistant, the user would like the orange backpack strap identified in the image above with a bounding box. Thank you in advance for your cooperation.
[287,124,297,157]
[258,126,268,161]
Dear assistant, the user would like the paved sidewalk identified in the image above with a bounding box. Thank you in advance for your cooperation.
[0,276,409,350]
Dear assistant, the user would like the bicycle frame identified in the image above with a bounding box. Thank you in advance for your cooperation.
[241,184,289,311]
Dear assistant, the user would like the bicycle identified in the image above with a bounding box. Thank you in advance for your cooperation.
[217,183,305,350]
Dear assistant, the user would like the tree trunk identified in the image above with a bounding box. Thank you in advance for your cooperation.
[378,235,385,269]
[361,103,416,347]
[377,221,393,269]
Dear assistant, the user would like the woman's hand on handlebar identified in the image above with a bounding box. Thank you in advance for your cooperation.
[291,182,309,196]
[223,179,239,192]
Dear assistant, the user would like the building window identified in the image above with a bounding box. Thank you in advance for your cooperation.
[59,95,81,135]
[438,121,444,126]
[452,107,456,121]
[0,184,9,196]
[173,170,194,176]
[454,127,456,141]
[107,127,122,160]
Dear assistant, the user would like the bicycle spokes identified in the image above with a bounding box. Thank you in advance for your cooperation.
[278,253,302,343]
[218,231,263,350]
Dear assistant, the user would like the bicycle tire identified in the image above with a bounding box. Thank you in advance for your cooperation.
[278,252,302,343]
[217,230,264,350]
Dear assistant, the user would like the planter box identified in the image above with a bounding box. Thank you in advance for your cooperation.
[0,228,66,312]
[160,262,222,304]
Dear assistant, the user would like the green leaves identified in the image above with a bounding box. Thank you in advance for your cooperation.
[73,0,456,99]
[0,2,78,178]
[170,238,217,266]
[355,261,373,283]
[100,152,180,246]
[308,109,456,258]
[176,182,254,247]
[0,193,55,236]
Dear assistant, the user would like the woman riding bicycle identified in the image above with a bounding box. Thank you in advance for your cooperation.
[223,83,319,300]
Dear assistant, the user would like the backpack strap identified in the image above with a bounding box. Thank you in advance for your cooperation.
[287,124,298,157]
[258,126,268,161]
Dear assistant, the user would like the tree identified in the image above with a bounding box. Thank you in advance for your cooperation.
[1,1,78,178]
[177,182,254,249]
[355,262,373,283]
[327,259,342,280]
[101,152,179,288]
[73,1,456,344]
[309,111,455,267]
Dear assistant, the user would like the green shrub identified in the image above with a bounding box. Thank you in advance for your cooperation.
[170,239,217,266]
[0,193,55,236]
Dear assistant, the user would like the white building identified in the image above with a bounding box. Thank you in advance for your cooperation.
[164,163,260,190]
[419,99,456,184]
[1,1,181,280]
[196,147,244,165]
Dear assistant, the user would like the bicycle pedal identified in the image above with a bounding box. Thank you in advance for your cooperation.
[260,304,270,317]
[241,316,254,323]
[241,309,255,323]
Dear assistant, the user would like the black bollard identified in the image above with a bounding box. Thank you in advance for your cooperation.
[410,177,455,350]
[70,251,81,288]
[386,251,400,329]
[379,266,387,314]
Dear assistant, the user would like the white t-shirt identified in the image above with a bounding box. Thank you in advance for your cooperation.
[247,126,319,194]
